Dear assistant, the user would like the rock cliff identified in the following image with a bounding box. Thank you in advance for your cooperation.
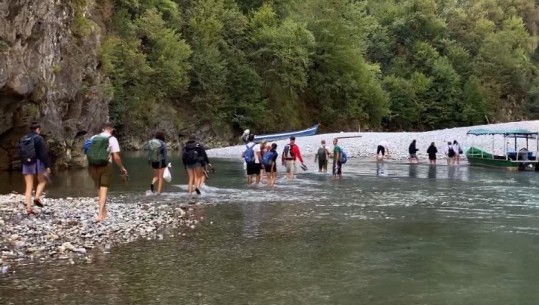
[0,0,109,170]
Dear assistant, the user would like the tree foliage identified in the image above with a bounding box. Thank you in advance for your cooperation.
[98,0,539,138]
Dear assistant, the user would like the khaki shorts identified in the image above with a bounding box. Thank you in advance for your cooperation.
[284,160,295,173]
[88,163,113,188]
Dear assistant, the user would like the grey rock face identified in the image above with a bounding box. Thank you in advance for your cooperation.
[0,0,110,170]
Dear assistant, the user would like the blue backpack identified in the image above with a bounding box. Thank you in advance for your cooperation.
[262,151,277,166]
[339,149,348,164]
[82,138,92,154]
[244,143,256,163]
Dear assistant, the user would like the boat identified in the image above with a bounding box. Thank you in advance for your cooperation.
[253,124,319,142]
[465,128,539,170]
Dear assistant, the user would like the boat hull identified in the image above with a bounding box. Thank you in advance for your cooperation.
[254,124,319,142]
[466,156,519,169]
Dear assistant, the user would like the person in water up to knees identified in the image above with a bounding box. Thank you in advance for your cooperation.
[452,140,462,165]
[314,140,331,173]
[182,135,205,196]
[262,143,279,187]
[332,138,343,179]
[426,142,438,165]
[243,134,261,184]
[408,139,419,163]
[444,141,455,165]
[147,131,168,195]
[86,122,128,222]
[19,121,51,215]
[281,136,305,179]
[377,140,389,161]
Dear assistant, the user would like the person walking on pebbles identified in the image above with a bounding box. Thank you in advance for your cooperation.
[147,131,168,195]
[86,122,128,222]
[19,122,51,215]
[377,140,389,161]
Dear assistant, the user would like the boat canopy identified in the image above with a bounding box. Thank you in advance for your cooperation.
[467,128,539,137]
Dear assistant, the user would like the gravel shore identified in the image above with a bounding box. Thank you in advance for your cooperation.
[208,121,539,161]
[0,194,203,274]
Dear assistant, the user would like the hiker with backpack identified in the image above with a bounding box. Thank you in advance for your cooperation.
[262,143,279,187]
[243,134,261,184]
[182,135,206,195]
[444,141,456,165]
[332,138,346,179]
[314,140,331,173]
[281,136,305,179]
[147,131,168,195]
[86,122,128,222]
[452,140,462,165]
[19,122,51,215]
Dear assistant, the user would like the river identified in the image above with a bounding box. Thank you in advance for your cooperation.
[2,153,539,304]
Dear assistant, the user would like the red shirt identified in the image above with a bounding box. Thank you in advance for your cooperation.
[282,143,304,163]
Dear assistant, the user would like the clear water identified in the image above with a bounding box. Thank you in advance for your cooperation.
[2,154,539,304]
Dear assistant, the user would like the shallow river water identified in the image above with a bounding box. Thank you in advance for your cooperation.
[2,153,539,304]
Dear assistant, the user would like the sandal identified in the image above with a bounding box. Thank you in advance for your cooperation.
[33,199,44,208]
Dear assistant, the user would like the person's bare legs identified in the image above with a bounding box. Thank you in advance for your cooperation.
[156,168,165,194]
[266,171,272,187]
[97,186,109,222]
[35,174,47,201]
[194,167,203,188]
[187,168,195,195]
[24,175,34,213]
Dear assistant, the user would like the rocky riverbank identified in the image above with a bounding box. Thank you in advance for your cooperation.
[0,194,204,275]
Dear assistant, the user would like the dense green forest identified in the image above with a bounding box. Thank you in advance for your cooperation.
[95,0,539,137]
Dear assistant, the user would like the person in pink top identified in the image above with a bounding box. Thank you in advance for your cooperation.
[281,136,305,179]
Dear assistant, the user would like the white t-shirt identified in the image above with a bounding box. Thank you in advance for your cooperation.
[99,132,120,153]
[254,143,261,164]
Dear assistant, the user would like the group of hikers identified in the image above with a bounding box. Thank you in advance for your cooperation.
[241,132,348,184]
[410,140,462,165]
[18,122,465,220]
[18,122,211,221]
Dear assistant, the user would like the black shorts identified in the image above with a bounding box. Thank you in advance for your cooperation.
[246,162,261,175]
[264,163,276,173]
[377,145,385,155]
[428,154,436,160]
[151,160,166,169]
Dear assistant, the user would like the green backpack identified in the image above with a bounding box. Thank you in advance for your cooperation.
[148,139,163,163]
[86,135,111,166]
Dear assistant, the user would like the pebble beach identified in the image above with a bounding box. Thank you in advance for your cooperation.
[0,194,203,275]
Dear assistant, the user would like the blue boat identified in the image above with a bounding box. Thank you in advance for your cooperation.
[253,124,319,142]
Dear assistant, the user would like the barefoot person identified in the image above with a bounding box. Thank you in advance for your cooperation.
[262,143,278,187]
[183,135,205,196]
[86,122,128,222]
[281,136,305,179]
[377,140,389,161]
[332,138,343,179]
[314,140,331,173]
[147,131,168,195]
[427,142,438,165]
[19,122,51,215]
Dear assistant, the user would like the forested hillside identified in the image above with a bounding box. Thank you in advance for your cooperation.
[98,0,539,137]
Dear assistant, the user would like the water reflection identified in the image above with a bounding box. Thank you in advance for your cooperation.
[428,165,437,179]
[376,161,388,177]
[408,164,418,178]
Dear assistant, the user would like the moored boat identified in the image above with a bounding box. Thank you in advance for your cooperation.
[466,128,539,170]
[253,124,319,142]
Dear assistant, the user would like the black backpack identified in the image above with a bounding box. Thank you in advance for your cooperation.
[283,144,295,159]
[317,146,327,161]
[183,143,199,164]
[19,134,38,165]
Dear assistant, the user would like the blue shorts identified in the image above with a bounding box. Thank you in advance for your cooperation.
[22,159,47,175]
